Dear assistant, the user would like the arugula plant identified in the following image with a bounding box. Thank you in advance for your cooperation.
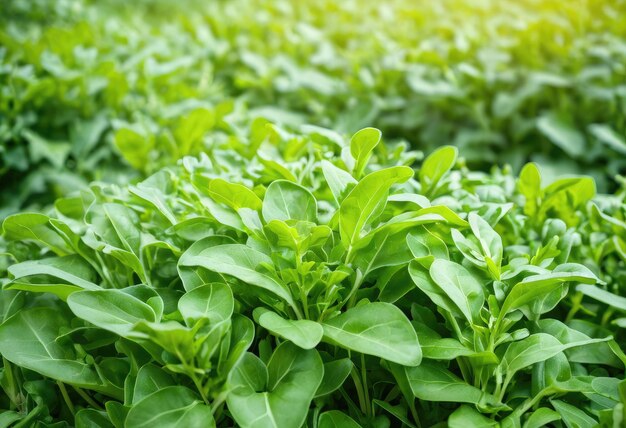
[3,0,626,218]
[0,126,625,427]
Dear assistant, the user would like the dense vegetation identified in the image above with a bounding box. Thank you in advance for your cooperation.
[1,0,625,427]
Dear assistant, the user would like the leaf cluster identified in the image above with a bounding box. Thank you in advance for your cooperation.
[1,127,625,427]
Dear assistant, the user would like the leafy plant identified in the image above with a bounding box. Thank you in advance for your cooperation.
[3,0,626,217]
[1,127,624,427]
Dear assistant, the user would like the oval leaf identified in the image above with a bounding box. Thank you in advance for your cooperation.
[322,302,421,366]
[262,180,317,223]
[253,308,323,349]
[68,290,156,337]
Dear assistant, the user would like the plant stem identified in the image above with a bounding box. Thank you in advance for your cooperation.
[565,292,583,323]
[344,272,364,310]
[211,390,229,417]
[350,366,367,415]
[601,308,614,327]
[361,354,371,417]
[296,255,310,319]
[2,358,18,410]
[506,387,552,420]
[496,375,511,404]
[176,350,210,406]
[57,381,75,416]
[72,386,104,410]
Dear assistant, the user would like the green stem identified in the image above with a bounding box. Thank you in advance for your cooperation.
[176,350,210,406]
[344,272,364,310]
[345,245,355,265]
[2,358,18,410]
[57,382,75,416]
[361,354,371,417]
[190,372,210,406]
[565,292,583,323]
[457,357,473,386]
[350,366,367,415]
[290,302,304,320]
[95,252,116,288]
[211,390,229,417]
[473,366,483,389]
[444,312,468,347]
[296,255,310,320]
[601,308,615,327]
[496,374,511,404]
[493,368,503,399]
[72,386,104,410]
[339,388,361,416]
[300,289,309,319]
[506,387,553,421]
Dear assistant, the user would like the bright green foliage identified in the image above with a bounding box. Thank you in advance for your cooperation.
[1,0,626,426]
[2,0,626,216]
[0,127,625,427]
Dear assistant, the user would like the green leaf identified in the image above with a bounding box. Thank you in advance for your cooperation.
[114,127,153,171]
[339,166,413,248]
[523,408,561,428]
[429,259,484,325]
[319,410,362,428]
[129,171,177,225]
[253,308,323,349]
[468,212,503,272]
[2,213,70,255]
[173,107,215,155]
[322,302,421,366]
[315,358,353,397]
[23,129,71,169]
[131,321,196,360]
[208,178,262,211]
[539,176,596,226]
[538,319,620,367]
[577,284,626,312]
[106,401,129,427]
[448,405,497,427]
[321,160,357,206]
[405,361,488,404]
[177,235,237,291]
[178,282,234,327]
[262,180,317,223]
[352,227,415,274]
[550,399,597,427]
[419,145,457,195]
[227,342,323,428]
[500,333,611,382]
[499,264,598,323]
[409,261,463,320]
[101,203,142,255]
[0,308,119,397]
[588,124,626,155]
[416,205,468,228]
[421,337,474,360]
[125,386,215,428]
[0,411,21,427]
[406,227,449,268]
[372,399,417,428]
[179,244,297,314]
[67,289,157,337]
[75,409,114,428]
[537,113,585,157]
[519,162,541,218]
[132,364,175,404]
[6,255,100,300]
[350,127,381,178]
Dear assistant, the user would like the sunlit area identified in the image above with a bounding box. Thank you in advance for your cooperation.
[1,0,625,426]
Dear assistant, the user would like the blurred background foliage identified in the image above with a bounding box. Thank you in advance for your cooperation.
[1,0,626,216]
